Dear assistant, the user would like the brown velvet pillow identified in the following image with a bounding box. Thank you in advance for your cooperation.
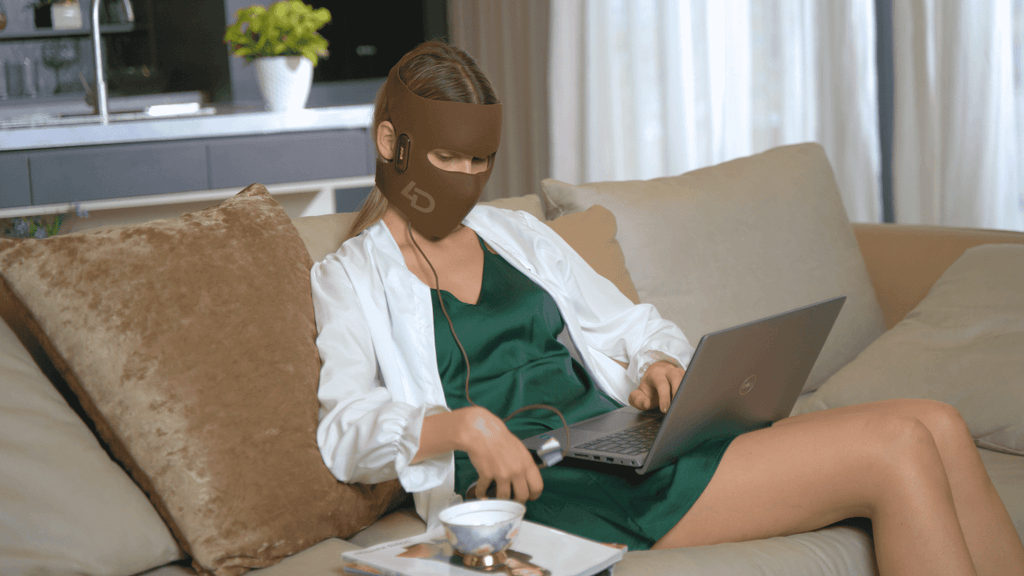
[0,185,406,576]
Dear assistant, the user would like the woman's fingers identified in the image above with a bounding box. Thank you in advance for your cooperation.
[475,474,495,499]
[510,475,530,503]
[656,371,676,412]
[636,362,687,413]
[629,386,654,410]
[494,477,512,501]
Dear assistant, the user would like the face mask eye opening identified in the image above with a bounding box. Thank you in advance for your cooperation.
[427,149,494,175]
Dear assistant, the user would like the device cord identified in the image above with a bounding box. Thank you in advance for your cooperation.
[406,220,572,456]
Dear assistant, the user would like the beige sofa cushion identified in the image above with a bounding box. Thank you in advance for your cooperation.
[796,244,1024,455]
[541,143,886,392]
[0,315,184,576]
[0,185,406,576]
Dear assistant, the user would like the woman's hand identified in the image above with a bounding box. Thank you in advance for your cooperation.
[629,361,686,413]
[416,406,543,503]
[457,406,544,502]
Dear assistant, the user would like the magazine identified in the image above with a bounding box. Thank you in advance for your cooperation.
[341,520,625,576]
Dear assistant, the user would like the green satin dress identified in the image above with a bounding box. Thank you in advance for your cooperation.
[432,235,736,550]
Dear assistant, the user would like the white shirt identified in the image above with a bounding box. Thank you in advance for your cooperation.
[311,205,694,529]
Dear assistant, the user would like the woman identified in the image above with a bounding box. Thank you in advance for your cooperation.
[312,41,1024,576]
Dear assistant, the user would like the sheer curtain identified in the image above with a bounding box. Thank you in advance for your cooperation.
[549,0,882,224]
[892,0,1024,231]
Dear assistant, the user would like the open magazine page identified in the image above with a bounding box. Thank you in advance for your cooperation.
[341,520,625,576]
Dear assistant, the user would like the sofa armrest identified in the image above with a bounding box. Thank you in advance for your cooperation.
[852,223,1024,328]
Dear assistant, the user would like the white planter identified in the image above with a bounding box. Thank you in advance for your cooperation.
[52,1,83,30]
[253,56,313,112]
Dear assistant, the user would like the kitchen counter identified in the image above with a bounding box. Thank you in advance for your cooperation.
[0,101,377,216]
[0,102,374,152]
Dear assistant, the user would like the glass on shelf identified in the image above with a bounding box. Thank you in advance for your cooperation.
[42,37,82,94]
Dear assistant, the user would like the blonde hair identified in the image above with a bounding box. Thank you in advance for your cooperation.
[345,41,499,240]
[347,187,390,239]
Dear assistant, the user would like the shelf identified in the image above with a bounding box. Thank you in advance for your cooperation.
[0,23,142,41]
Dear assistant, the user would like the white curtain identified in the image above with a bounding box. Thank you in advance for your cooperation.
[892,0,1024,231]
[448,1,551,202]
[549,0,883,224]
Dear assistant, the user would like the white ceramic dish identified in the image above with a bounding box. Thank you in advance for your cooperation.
[438,500,526,567]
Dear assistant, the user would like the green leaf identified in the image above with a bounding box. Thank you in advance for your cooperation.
[224,0,332,65]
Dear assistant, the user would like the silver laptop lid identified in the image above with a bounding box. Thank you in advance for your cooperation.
[636,295,845,474]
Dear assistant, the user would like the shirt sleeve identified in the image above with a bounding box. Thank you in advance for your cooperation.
[311,254,448,489]
[518,212,695,386]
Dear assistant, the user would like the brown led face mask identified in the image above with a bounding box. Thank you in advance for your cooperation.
[375,64,503,240]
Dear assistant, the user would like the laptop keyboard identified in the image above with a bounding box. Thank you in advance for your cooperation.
[577,420,660,455]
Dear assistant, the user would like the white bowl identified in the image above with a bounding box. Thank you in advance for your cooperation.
[438,500,526,561]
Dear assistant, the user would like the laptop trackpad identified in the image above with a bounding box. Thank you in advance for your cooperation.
[574,408,660,433]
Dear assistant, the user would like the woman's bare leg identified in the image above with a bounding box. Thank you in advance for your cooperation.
[652,410,978,576]
[778,399,1024,576]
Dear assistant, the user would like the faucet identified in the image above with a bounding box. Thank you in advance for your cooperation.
[90,0,108,124]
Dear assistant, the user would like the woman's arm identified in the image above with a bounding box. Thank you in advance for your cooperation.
[312,255,448,489]
[414,406,543,503]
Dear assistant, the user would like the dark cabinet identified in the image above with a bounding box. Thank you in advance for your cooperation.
[207,130,367,190]
[4,128,370,209]
[30,141,208,205]
[0,154,32,209]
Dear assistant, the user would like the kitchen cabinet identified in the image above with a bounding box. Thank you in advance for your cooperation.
[207,130,367,190]
[0,105,375,217]
[29,140,208,205]
[0,153,31,209]
[1,127,370,209]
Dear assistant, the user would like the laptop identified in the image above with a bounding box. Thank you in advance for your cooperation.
[522,296,845,475]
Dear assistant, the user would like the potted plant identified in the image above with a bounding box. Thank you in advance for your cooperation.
[223,0,331,112]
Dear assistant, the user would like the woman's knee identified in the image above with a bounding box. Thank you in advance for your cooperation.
[905,399,973,451]
[856,412,944,479]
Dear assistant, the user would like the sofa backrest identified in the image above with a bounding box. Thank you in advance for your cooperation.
[538,143,887,393]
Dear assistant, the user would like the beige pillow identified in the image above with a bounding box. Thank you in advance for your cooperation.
[541,143,886,392]
[0,315,184,576]
[796,244,1024,455]
[0,185,406,576]
[545,205,640,304]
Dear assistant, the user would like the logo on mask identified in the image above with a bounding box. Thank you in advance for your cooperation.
[400,181,435,213]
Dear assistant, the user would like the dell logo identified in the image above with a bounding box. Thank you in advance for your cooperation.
[739,375,756,395]
[400,181,435,213]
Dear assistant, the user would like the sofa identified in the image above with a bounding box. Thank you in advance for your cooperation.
[1,142,1022,576]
